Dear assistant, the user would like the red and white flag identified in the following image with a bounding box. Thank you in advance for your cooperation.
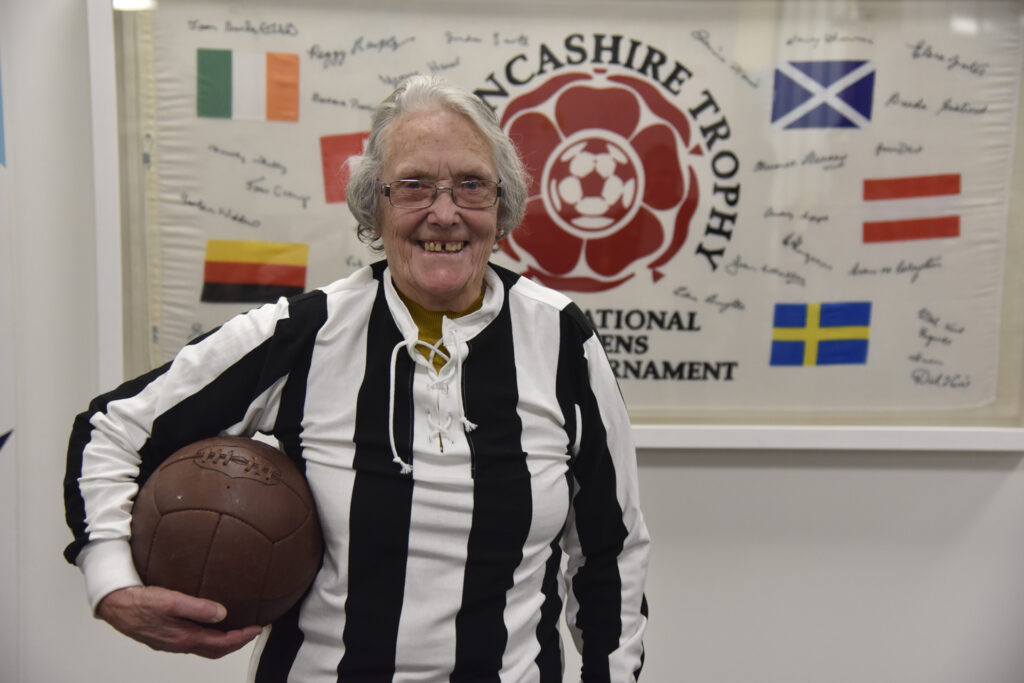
[320,132,370,203]
[862,173,961,243]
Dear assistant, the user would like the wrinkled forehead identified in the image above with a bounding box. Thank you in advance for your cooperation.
[380,107,497,179]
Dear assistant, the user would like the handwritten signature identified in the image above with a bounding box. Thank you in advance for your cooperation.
[849,256,942,284]
[785,33,873,48]
[181,192,261,228]
[312,92,374,112]
[673,286,745,314]
[918,307,965,334]
[754,150,846,172]
[908,39,988,77]
[937,98,988,116]
[308,34,415,70]
[691,30,760,89]
[244,177,311,209]
[782,232,833,271]
[876,141,923,156]
[910,368,971,389]
[724,254,805,286]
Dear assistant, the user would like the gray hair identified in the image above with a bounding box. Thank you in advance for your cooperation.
[346,74,529,250]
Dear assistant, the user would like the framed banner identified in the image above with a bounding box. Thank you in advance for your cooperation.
[98,0,1024,447]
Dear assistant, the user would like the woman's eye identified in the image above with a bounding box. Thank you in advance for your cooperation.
[461,180,481,191]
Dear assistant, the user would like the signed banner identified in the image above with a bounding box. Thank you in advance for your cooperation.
[141,0,1023,422]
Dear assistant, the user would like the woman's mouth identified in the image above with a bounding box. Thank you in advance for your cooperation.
[422,241,466,253]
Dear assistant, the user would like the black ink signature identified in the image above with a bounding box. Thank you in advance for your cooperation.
[876,141,923,156]
[886,92,928,111]
[937,98,988,116]
[782,232,833,271]
[911,368,971,389]
[725,254,805,286]
[692,29,759,89]
[908,39,988,77]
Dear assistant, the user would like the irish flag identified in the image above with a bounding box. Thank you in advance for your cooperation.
[201,239,308,303]
[197,49,299,121]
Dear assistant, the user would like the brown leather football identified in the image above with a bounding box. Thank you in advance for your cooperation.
[130,436,322,630]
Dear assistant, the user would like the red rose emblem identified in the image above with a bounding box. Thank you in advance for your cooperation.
[500,71,700,292]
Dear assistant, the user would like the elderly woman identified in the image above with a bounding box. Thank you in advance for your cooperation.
[64,74,649,681]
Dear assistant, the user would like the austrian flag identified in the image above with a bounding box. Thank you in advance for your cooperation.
[862,173,961,242]
[197,48,299,121]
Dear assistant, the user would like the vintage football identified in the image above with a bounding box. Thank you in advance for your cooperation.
[129,436,322,630]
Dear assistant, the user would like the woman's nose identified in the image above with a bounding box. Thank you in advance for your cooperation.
[427,188,460,225]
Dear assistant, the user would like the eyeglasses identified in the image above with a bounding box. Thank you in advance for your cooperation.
[380,178,502,209]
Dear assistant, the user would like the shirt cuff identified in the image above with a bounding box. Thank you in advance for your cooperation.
[76,538,143,614]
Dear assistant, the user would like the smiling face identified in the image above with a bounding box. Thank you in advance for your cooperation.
[376,107,500,313]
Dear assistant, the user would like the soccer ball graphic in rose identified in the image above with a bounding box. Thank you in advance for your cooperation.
[500,72,700,292]
[550,139,637,230]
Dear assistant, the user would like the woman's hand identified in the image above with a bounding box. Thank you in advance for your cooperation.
[96,585,263,659]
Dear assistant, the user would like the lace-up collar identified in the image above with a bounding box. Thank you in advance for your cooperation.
[397,290,484,372]
[382,267,505,474]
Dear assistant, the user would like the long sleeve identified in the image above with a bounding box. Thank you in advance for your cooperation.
[63,292,324,610]
[561,311,650,681]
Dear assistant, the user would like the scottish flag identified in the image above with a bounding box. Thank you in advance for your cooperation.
[771,60,875,129]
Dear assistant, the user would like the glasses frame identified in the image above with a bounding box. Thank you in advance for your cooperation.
[379,178,503,210]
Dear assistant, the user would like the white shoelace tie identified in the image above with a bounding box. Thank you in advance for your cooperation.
[387,335,477,474]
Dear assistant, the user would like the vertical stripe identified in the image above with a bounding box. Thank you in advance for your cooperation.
[196,48,231,118]
[254,291,328,682]
[534,537,567,682]
[566,316,627,681]
[535,302,598,681]
[266,52,299,121]
[339,270,413,680]
[452,300,532,681]
[803,303,821,365]
[503,274,574,682]
[576,327,648,682]
[338,472,413,681]
[232,50,266,120]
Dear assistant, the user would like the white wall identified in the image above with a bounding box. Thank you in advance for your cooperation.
[0,0,246,680]
[3,1,1024,682]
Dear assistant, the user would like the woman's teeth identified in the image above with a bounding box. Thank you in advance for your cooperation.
[423,241,466,253]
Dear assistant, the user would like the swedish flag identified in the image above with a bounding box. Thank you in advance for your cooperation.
[771,302,871,366]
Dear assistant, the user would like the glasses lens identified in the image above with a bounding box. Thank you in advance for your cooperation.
[389,180,434,208]
[386,179,499,208]
[453,180,497,208]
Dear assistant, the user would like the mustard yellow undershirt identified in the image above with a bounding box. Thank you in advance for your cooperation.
[398,290,484,372]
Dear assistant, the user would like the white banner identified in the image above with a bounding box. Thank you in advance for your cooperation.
[145,0,1023,421]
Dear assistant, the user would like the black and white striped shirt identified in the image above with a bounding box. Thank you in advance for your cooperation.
[64,262,650,682]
